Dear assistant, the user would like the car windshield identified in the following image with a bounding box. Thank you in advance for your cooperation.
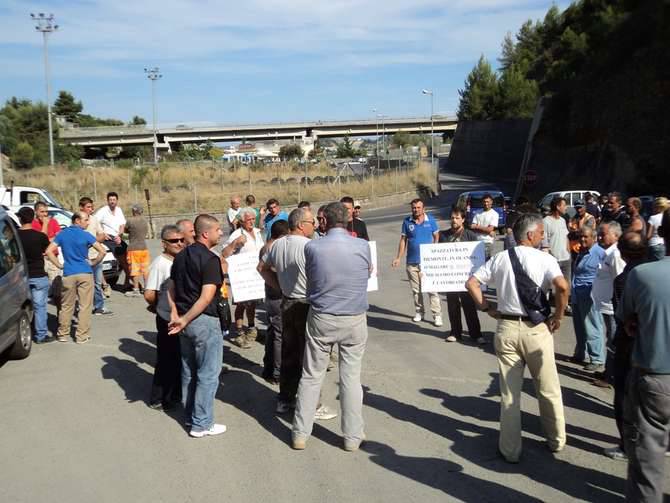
[48,210,73,228]
[470,195,504,208]
[41,189,63,209]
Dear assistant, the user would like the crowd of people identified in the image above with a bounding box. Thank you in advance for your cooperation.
[16,187,670,499]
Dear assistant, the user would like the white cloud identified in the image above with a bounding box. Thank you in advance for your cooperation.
[1,0,569,74]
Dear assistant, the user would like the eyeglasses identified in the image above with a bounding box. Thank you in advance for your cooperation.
[164,238,185,244]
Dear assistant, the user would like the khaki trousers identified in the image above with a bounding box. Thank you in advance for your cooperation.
[405,264,441,317]
[494,319,566,462]
[58,273,94,342]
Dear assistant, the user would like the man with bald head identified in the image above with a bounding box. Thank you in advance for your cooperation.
[227,196,242,232]
[168,214,226,438]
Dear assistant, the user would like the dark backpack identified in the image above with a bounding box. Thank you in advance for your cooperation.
[508,247,551,325]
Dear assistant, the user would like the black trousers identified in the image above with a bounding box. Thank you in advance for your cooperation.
[278,300,309,402]
[150,315,182,406]
[263,297,283,380]
[445,292,481,339]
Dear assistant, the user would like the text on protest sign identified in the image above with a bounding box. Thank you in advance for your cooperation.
[419,242,485,293]
[226,252,266,303]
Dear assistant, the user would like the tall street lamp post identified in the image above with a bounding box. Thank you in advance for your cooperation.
[145,67,162,165]
[421,89,435,171]
[31,13,58,167]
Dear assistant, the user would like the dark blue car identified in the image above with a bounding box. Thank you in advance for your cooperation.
[455,191,506,232]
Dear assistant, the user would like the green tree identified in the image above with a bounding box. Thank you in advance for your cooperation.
[279,143,304,160]
[336,136,357,158]
[53,91,83,123]
[495,64,539,119]
[130,115,147,125]
[12,142,34,169]
[392,131,412,148]
[457,55,498,121]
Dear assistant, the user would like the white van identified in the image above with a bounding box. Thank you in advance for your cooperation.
[539,190,601,211]
[0,185,63,211]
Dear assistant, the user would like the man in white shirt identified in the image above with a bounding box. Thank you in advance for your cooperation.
[95,191,130,288]
[470,194,499,260]
[542,196,571,280]
[227,196,242,232]
[466,213,569,463]
[222,207,264,347]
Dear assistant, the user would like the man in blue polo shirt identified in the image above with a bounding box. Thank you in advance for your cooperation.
[45,211,106,344]
[263,198,288,240]
[392,198,441,326]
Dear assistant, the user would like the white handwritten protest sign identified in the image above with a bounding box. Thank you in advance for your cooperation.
[419,242,485,293]
[368,241,378,292]
[226,253,266,303]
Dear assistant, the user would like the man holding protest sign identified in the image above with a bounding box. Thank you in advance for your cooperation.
[439,207,484,344]
[392,198,442,326]
[222,208,265,349]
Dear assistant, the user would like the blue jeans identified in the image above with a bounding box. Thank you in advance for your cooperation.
[29,276,50,341]
[571,286,605,364]
[180,314,223,431]
[93,262,104,311]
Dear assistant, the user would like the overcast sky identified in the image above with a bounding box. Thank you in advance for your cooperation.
[1,0,570,125]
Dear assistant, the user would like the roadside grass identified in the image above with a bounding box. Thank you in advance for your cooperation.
[7,161,435,214]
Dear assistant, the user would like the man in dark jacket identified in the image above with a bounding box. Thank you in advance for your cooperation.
[439,207,483,343]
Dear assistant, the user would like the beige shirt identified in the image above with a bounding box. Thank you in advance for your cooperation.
[86,214,104,259]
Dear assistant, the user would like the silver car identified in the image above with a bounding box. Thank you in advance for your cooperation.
[0,208,33,360]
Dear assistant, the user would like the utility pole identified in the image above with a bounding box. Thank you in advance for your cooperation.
[144,67,162,165]
[31,13,59,167]
[422,88,435,174]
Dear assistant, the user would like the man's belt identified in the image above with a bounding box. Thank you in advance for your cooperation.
[499,314,533,322]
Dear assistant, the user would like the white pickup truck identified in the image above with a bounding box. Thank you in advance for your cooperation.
[0,185,63,211]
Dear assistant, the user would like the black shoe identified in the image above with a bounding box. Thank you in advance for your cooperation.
[34,336,56,344]
[148,401,164,410]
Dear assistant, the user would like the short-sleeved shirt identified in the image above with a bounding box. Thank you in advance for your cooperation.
[227,208,240,230]
[265,234,310,299]
[572,244,606,289]
[542,215,570,262]
[263,211,288,240]
[125,216,148,251]
[623,257,670,373]
[226,227,264,255]
[401,214,438,265]
[170,242,223,318]
[305,228,371,315]
[146,254,174,321]
[438,228,478,243]
[648,213,664,247]
[472,209,500,244]
[31,218,61,240]
[86,214,104,259]
[95,205,126,237]
[347,218,369,241]
[54,226,96,276]
[18,229,50,278]
[473,246,562,316]
[591,244,626,314]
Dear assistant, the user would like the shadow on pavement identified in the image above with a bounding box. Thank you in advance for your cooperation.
[364,386,624,501]
[219,349,290,445]
[362,439,542,502]
[366,313,445,340]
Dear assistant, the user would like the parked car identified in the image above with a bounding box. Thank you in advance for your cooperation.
[0,185,63,211]
[0,207,33,360]
[538,190,601,217]
[455,190,506,232]
[5,206,120,285]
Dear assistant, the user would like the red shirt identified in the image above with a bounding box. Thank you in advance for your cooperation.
[32,218,61,239]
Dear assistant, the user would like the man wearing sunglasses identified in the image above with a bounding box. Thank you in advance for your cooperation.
[145,225,185,410]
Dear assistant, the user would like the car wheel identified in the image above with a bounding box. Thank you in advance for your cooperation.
[8,310,32,360]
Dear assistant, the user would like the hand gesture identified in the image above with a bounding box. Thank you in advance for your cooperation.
[546,315,561,333]
[235,234,247,247]
[168,317,187,335]
[391,258,401,268]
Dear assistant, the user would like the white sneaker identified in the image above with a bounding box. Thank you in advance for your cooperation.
[603,446,627,461]
[412,313,422,322]
[314,405,338,421]
[434,315,443,327]
[189,423,227,438]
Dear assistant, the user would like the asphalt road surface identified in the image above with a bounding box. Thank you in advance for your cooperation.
[0,175,664,502]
